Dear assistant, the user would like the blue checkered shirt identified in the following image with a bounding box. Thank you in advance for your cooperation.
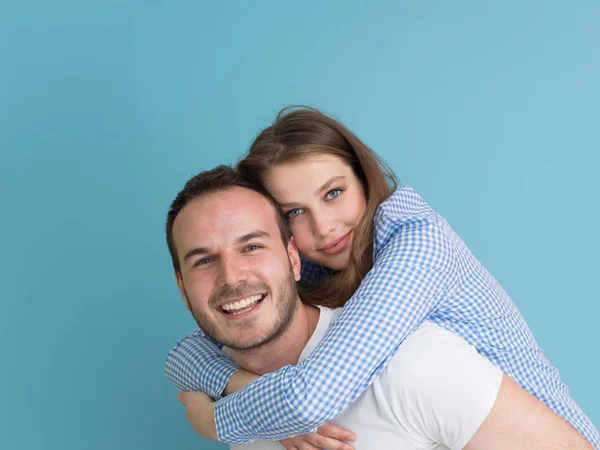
[165,186,599,447]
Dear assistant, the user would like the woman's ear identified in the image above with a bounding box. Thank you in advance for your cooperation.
[287,237,302,282]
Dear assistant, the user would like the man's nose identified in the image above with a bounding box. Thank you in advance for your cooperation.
[216,254,248,287]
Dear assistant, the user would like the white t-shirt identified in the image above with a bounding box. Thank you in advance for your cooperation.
[230,307,502,450]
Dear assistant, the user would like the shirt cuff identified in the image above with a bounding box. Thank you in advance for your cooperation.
[214,390,255,444]
[164,349,239,400]
[208,361,240,400]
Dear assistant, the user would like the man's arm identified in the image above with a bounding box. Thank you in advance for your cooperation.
[464,374,592,450]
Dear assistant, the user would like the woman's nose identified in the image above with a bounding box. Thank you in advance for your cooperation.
[311,211,336,239]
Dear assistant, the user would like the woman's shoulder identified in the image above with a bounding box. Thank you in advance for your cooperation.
[299,256,330,287]
[372,185,452,252]
[376,185,440,225]
[372,186,458,271]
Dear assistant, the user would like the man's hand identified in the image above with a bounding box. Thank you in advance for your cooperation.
[280,423,357,450]
[177,391,218,441]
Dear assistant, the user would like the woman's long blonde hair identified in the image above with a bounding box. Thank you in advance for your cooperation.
[237,106,397,308]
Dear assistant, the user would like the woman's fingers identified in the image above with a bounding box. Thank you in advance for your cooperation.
[279,423,356,450]
[306,432,355,450]
[280,435,332,450]
[317,422,357,442]
[296,442,321,450]
[279,436,302,449]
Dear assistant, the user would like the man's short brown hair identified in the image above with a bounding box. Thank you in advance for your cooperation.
[166,165,292,272]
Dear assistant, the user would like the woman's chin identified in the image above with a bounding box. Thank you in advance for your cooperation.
[315,251,350,272]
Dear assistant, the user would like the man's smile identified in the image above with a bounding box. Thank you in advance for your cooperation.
[218,293,267,318]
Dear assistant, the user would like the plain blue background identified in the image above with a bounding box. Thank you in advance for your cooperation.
[1,1,598,449]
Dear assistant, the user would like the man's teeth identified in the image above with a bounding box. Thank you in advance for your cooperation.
[221,294,263,312]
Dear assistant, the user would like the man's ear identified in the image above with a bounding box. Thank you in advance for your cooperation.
[287,237,302,282]
[175,270,191,311]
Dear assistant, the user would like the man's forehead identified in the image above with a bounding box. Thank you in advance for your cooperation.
[201,186,275,217]
[174,187,279,241]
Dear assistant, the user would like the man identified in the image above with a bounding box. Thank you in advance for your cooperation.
[168,166,593,450]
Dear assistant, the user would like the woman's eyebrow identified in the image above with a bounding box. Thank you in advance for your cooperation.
[315,176,345,196]
[278,176,346,209]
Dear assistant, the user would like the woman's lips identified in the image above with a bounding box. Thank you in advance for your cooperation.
[318,231,352,256]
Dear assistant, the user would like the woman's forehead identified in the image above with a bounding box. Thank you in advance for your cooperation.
[265,156,354,202]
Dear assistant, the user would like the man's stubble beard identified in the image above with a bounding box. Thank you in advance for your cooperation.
[186,272,300,352]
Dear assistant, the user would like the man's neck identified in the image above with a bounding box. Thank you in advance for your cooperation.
[226,304,320,375]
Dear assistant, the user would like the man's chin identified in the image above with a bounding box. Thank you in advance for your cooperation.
[221,323,291,352]
[222,333,273,352]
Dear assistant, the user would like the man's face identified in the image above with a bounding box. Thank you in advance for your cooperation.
[172,186,302,351]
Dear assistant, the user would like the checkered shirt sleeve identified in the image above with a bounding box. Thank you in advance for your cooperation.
[164,328,239,399]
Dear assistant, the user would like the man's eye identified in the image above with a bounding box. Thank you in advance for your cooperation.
[245,244,261,252]
[285,208,303,219]
[195,258,213,266]
[325,189,342,200]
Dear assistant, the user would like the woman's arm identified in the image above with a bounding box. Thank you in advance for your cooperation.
[164,327,240,399]
[210,215,460,443]
[222,371,259,396]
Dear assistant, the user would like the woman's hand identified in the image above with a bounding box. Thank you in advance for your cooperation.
[279,423,357,450]
[177,391,218,441]
[177,390,357,448]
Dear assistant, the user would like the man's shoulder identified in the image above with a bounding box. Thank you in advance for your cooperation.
[377,321,502,448]
[379,321,503,417]
[319,305,343,320]
[395,321,473,362]
[386,321,485,382]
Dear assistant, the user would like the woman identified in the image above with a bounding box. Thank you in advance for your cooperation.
[166,107,599,448]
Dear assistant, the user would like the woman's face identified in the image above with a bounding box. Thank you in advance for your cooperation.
[263,153,367,271]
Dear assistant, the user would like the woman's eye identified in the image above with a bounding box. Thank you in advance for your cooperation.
[286,208,303,219]
[325,189,342,200]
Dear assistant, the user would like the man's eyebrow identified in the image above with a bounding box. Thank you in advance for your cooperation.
[183,247,210,262]
[236,230,271,244]
[182,231,271,262]
[279,176,346,209]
